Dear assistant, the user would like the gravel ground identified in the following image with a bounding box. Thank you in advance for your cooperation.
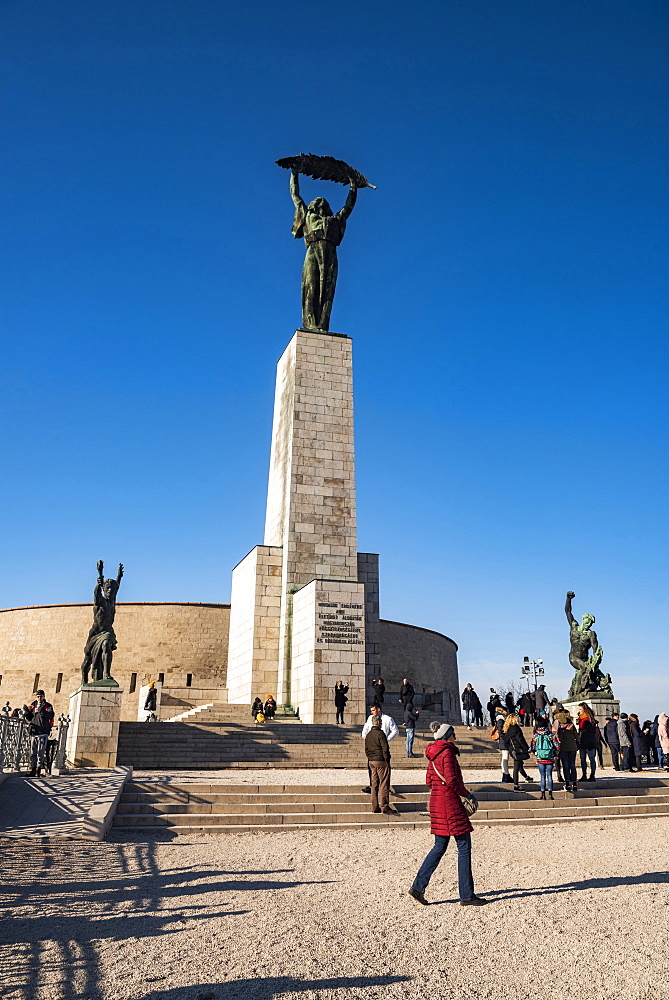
[2,817,667,1000]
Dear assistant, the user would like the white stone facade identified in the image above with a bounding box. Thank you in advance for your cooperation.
[226,545,282,705]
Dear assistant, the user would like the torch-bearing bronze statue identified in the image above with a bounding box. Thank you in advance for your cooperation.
[80,560,123,685]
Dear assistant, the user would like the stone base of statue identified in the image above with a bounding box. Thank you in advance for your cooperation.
[563,696,620,729]
[66,682,123,768]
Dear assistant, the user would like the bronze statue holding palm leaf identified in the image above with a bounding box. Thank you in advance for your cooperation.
[276,153,375,332]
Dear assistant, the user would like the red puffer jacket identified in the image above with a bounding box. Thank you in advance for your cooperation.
[425,740,473,837]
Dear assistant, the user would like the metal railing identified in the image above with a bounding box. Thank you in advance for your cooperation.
[0,702,70,773]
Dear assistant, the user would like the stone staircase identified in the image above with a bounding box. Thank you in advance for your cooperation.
[112,777,669,835]
[116,718,500,770]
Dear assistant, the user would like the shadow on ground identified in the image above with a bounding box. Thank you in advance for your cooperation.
[139,975,412,1000]
[0,839,330,1000]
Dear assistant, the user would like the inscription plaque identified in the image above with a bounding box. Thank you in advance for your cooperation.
[317,601,364,646]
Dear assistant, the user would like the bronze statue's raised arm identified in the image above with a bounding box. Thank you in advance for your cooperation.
[337,179,358,223]
[116,563,124,587]
[290,169,306,212]
[565,591,576,626]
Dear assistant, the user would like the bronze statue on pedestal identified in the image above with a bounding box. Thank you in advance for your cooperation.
[80,560,123,684]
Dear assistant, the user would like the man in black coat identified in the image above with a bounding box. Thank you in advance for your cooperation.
[520,690,535,728]
[399,678,415,707]
[462,684,478,729]
[24,690,55,777]
[604,714,621,769]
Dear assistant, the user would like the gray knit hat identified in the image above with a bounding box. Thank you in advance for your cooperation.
[430,721,455,741]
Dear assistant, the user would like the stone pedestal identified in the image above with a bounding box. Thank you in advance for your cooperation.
[563,697,620,728]
[291,579,366,724]
[227,329,370,722]
[67,684,123,768]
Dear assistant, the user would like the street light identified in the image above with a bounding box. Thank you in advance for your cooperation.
[521,656,545,690]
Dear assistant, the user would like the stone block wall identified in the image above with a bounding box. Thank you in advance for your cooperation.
[291,579,366,724]
[379,619,460,721]
[0,602,230,721]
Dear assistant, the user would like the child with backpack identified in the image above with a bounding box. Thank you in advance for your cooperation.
[530,720,561,799]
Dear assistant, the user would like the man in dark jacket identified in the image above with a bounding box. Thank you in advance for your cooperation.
[618,713,633,770]
[461,684,478,729]
[604,714,621,770]
[533,685,549,715]
[487,690,502,725]
[365,716,397,814]
[24,690,55,777]
[403,702,420,757]
[399,678,415,707]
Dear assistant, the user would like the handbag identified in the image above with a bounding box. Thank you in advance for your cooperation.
[430,756,479,816]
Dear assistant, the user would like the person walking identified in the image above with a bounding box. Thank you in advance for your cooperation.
[409,723,487,906]
[361,703,399,793]
[495,706,513,784]
[577,703,598,782]
[364,716,397,814]
[657,712,669,769]
[333,681,348,724]
[503,713,533,791]
[605,713,621,770]
[617,713,633,771]
[472,690,484,729]
[487,690,502,725]
[24,690,54,777]
[533,684,549,718]
[530,719,561,799]
[399,678,415,707]
[629,714,646,772]
[403,702,420,757]
[555,709,579,791]
[461,684,477,729]
[504,691,516,714]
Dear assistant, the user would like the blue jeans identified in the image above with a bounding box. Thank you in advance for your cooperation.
[413,834,475,900]
[463,709,474,726]
[580,747,597,777]
[560,750,577,785]
[406,728,415,756]
[537,761,554,792]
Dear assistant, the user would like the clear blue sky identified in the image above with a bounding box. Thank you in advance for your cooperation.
[2,1,667,721]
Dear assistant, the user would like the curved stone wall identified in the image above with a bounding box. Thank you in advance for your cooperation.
[379,619,460,721]
[0,603,230,721]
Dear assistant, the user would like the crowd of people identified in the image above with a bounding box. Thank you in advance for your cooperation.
[490,699,669,790]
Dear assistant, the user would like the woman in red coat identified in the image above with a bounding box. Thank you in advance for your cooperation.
[409,723,488,906]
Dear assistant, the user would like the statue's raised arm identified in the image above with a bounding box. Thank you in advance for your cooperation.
[336,178,358,224]
[565,591,576,626]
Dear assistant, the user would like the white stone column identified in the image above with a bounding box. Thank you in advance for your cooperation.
[264,330,359,707]
[226,545,283,705]
[66,684,123,768]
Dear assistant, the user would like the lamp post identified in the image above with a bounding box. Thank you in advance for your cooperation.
[521,656,544,692]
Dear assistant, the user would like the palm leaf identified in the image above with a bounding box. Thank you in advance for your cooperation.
[276,153,376,189]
